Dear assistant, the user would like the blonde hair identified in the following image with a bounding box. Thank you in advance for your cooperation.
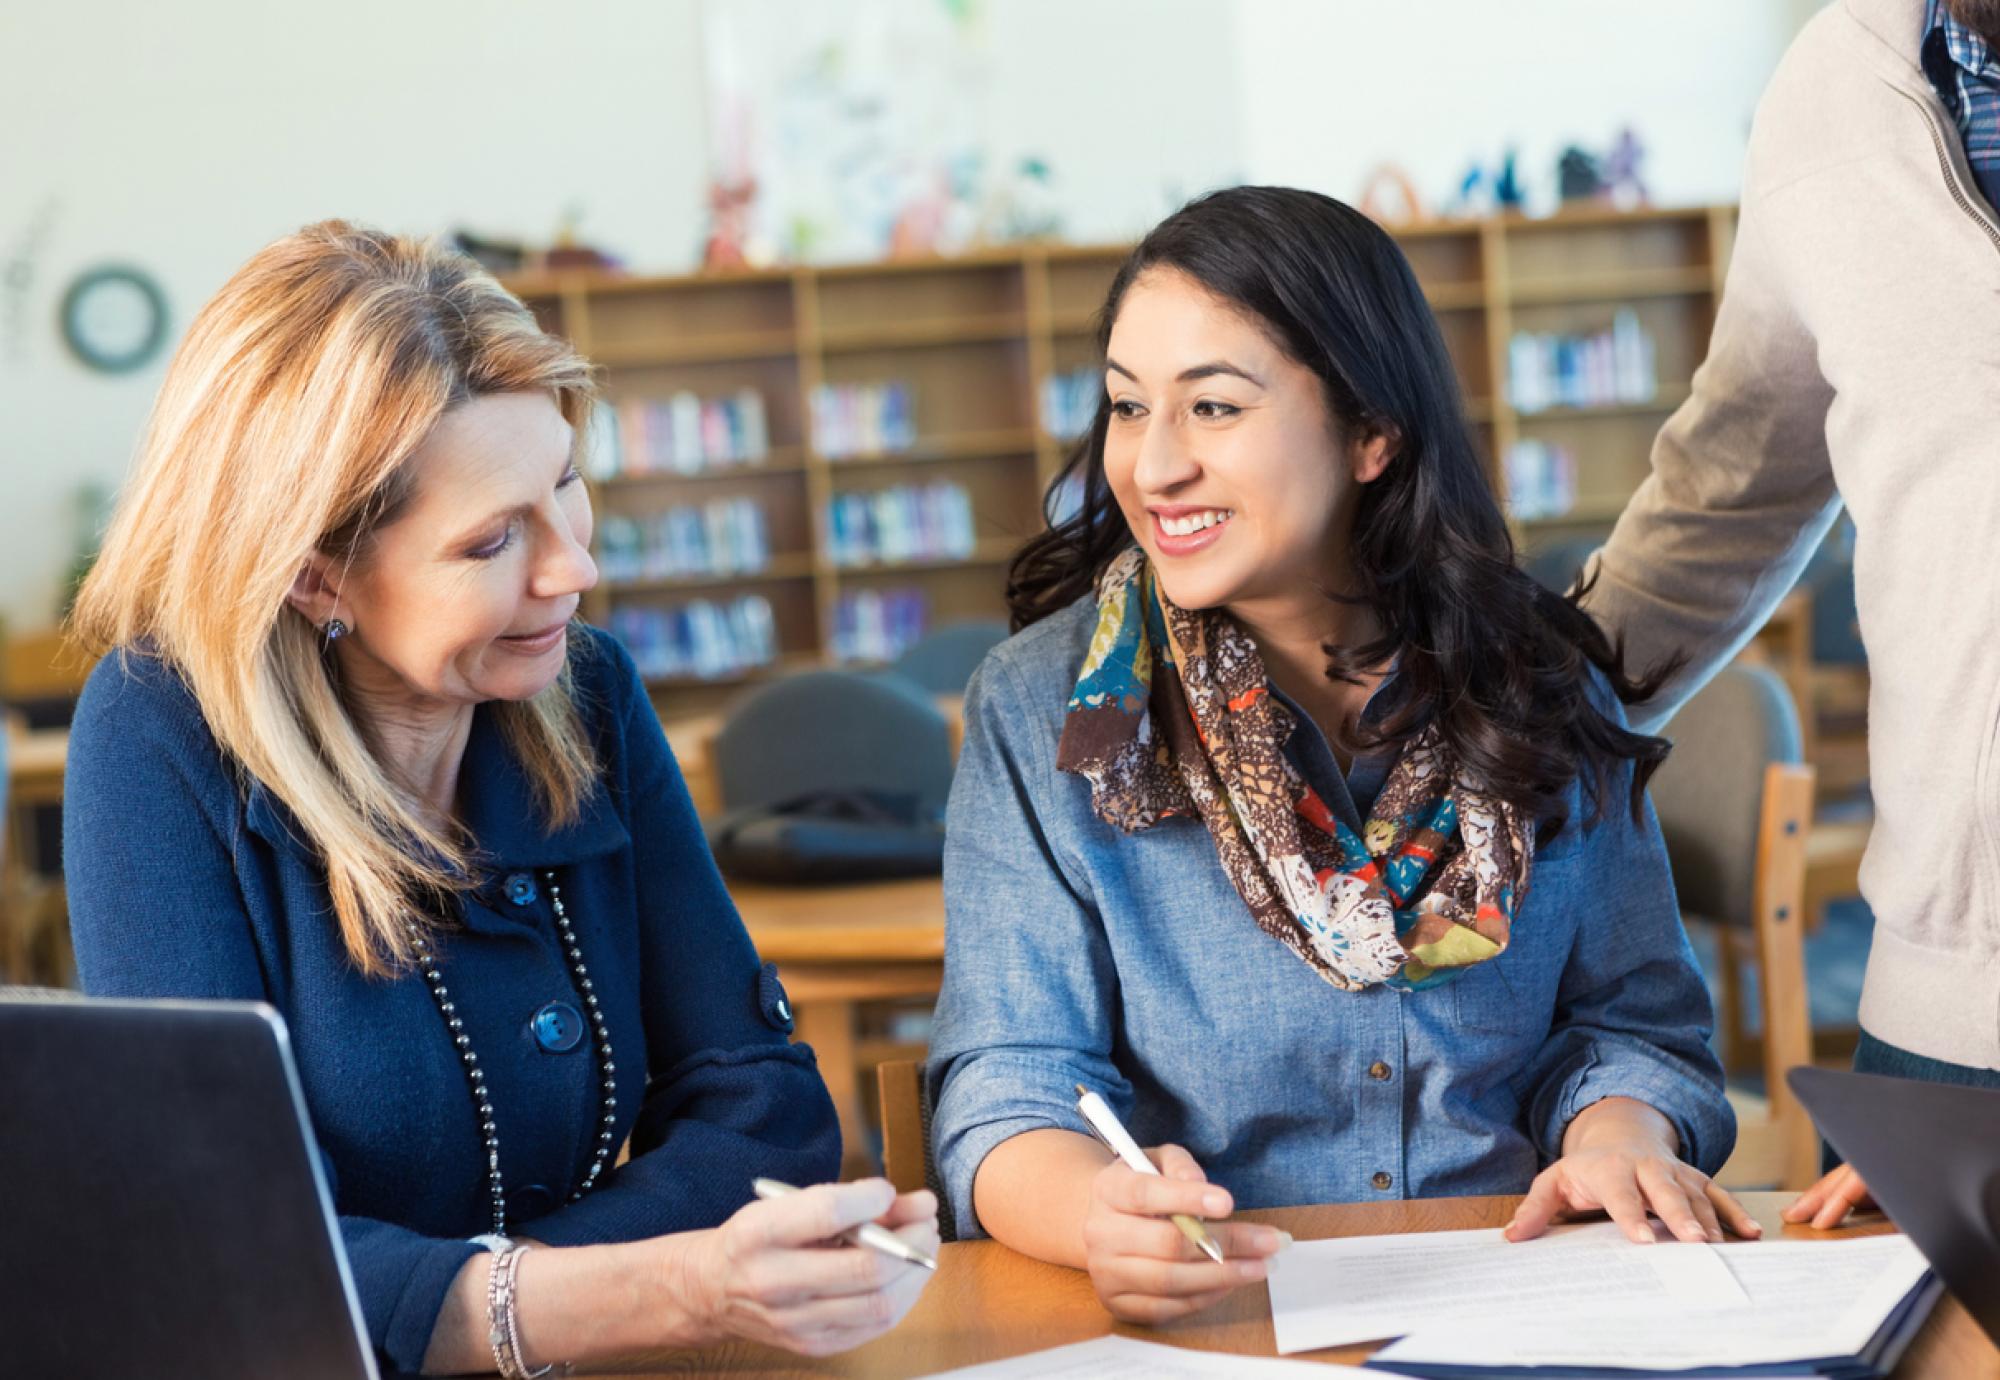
[73,220,599,977]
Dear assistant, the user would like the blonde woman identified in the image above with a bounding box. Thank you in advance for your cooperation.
[64,223,936,1375]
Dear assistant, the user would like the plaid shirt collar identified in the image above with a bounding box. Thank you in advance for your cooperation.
[1923,0,2000,207]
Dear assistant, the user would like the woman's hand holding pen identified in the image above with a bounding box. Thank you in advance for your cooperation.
[1082,1144,1290,1324]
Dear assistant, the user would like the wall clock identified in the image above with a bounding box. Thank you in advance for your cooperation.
[60,265,168,374]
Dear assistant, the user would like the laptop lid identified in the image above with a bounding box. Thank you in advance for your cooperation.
[0,995,378,1380]
[1790,1064,2000,1350]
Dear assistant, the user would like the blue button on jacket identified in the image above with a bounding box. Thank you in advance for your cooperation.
[64,626,839,1372]
[926,599,1733,1239]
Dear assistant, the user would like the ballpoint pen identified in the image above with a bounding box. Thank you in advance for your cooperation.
[752,1177,940,1271]
[1074,1084,1227,1265]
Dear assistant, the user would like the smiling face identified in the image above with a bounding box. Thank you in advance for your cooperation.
[290,390,599,711]
[1100,268,1391,617]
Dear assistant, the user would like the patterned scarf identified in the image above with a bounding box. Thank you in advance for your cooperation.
[1055,549,1532,991]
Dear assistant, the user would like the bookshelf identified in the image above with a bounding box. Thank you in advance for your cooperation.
[505,205,1734,715]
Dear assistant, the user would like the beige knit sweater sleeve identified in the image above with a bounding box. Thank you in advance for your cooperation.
[1577,181,1844,736]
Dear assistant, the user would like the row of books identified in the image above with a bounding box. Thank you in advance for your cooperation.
[1502,439,1578,520]
[824,482,977,568]
[811,381,918,458]
[830,589,930,665]
[587,391,772,478]
[1039,366,1100,442]
[608,596,779,683]
[598,500,770,584]
[1505,309,1657,414]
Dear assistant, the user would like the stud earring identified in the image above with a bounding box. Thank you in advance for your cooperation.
[323,617,349,642]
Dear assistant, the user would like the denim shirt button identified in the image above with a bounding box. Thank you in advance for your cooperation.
[1367,1060,1392,1082]
[504,872,538,907]
[1371,1171,1394,1191]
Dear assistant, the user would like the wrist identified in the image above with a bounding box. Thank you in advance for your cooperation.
[650,1228,728,1350]
[1562,1096,1678,1157]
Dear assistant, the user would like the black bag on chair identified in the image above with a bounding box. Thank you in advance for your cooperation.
[707,789,944,884]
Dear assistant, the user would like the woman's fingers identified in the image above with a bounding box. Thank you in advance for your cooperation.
[874,1189,938,1230]
[1811,1168,1875,1229]
[1151,1142,1209,1184]
[1099,1163,1233,1221]
[1503,1167,1571,1242]
[1102,1286,1237,1326]
[1636,1160,1708,1243]
[1683,1178,1725,1244]
[1782,1164,1869,1226]
[1595,1168,1656,1244]
[745,1178,899,1250]
[1705,1179,1764,1238]
[1105,1252,1266,1299]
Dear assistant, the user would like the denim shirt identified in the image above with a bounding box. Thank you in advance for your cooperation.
[927,598,1732,1239]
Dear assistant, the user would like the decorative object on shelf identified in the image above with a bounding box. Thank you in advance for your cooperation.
[825,482,976,568]
[610,595,778,683]
[1603,127,1651,210]
[59,263,169,374]
[1556,127,1651,210]
[594,390,771,478]
[811,382,916,458]
[1557,147,1606,203]
[1506,310,1656,414]
[598,499,772,584]
[1357,164,1427,226]
[1502,440,1578,521]
[703,175,761,270]
[543,205,620,274]
[59,480,113,619]
[832,588,930,664]
[450,229,530,276]
[1493,149,1526,213]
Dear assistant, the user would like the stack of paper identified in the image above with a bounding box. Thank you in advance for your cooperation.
[1264,1223,1937,1379]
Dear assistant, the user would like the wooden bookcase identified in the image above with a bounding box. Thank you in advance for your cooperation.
[504,204,1735,717]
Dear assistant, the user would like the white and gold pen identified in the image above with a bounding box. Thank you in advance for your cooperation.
[1074,1084,1227,1264]
[752,1177,939,1271]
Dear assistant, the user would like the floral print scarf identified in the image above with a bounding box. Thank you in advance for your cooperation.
[1055,549,1532,991]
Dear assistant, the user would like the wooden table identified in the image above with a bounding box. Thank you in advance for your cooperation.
[733,876,947,1179]
[3,726,69,984]
[598,1193,1997,1377]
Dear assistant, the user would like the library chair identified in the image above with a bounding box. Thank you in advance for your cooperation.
[1650,664,1819,1191]
[709,668,953,818]
[877,1058,956,1241]
[891,620,1009,695]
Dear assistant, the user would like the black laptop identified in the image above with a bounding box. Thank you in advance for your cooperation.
[0,993,379,1379]
[1791,1063,2000,1350]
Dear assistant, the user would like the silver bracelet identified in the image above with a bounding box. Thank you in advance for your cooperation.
[486,1243,553,1380]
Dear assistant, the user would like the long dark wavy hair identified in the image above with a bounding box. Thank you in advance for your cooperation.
[1007,186,1676,838]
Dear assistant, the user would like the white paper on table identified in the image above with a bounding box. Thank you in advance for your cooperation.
[917,1333,1358,1377]
[1265,1220,1749,1355]
[1373,1234,1932,1371]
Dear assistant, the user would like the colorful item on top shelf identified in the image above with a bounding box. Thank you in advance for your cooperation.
[609,595,778,683]
[597,499,771,584]
[810,382,916,458]
[586,390,771,479]
[831,589,930,664]
[824,482,976,568]
[1039,366,1100,442]
[1505,310,1655,415]
[1503,440,1578,521]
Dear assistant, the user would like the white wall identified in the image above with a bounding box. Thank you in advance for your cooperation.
[1234,0,1796,214]
[1,1,1800,630]
[0,0,711,631]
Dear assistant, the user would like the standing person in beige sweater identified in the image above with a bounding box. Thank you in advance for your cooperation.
[1580,0,2000,1226]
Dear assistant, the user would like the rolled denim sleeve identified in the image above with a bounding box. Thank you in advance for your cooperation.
[925,652,1131,1239]
[1515,783,1736,1175]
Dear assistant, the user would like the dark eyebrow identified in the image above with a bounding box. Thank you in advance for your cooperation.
[1105,357,1265,387]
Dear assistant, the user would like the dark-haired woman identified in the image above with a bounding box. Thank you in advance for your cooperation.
[925,186,1748,1323]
